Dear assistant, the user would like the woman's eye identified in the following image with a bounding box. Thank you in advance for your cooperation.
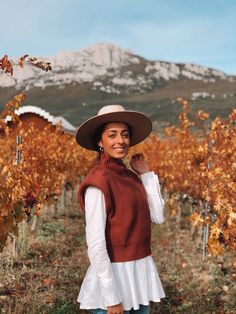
[123,133,129,138]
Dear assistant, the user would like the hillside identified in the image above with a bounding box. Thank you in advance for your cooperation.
[1,43,236,131]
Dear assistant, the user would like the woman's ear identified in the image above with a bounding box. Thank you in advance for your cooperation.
[98,140,103,148]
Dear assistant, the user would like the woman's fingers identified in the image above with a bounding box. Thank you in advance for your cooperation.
[130,153,149,175]
[107,303,124,314]
[131,153,144,160]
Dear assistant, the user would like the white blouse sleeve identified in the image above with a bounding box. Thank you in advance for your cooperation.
[84,186,122,307]
[140,171,165,224]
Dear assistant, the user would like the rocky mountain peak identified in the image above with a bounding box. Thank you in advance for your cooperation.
[52,43,140,69]
[0,43,234,93]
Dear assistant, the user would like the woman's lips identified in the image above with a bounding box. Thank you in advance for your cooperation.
[114,147,126,152]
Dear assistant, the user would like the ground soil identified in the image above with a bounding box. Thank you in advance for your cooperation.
[0,204,236,314]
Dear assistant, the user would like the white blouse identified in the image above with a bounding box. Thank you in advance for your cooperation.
[77,171,166,311]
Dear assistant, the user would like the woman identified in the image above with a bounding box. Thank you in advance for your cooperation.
[76,105,165,314]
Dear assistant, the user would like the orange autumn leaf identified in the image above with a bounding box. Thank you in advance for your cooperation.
[198,110,209,121]
[207,238,225,255]
[229,108,236,121]
[42,277,57,287]
[0,55,13,75]
[18,54,29,68]
[28,57,52,72]
[189,212,204,226]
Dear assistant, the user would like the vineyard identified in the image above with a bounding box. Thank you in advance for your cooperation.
[1,95,235,256]
[1,56,236,313]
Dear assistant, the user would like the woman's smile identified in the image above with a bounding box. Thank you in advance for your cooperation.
[113,146,126,151]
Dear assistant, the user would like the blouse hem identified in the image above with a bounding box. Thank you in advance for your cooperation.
[78,297,165,310]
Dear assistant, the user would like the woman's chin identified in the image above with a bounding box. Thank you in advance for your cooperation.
[109,151,127,159]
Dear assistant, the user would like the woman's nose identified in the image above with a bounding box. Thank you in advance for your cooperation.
[117,134,125,143]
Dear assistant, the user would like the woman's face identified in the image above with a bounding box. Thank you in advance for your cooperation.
[98,122,130,159]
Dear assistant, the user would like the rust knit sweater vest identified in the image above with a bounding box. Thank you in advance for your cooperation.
[78,154,151,262]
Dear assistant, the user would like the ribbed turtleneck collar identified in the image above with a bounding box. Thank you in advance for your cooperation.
[99,153,127,171]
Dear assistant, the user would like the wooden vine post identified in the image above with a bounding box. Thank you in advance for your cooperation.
[202,138,214,261]
[13,134,22,257]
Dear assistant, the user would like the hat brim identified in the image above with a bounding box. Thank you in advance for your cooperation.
[76,111,152,150]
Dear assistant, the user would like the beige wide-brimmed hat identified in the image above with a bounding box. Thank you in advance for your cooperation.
[76,104,152,151]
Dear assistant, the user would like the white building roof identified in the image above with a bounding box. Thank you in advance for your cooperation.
[5,105,76,132]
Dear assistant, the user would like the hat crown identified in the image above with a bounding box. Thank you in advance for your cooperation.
[98,105,125,116]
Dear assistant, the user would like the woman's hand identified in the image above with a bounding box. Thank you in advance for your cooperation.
[130,153,150,175]
[107,303,124,314]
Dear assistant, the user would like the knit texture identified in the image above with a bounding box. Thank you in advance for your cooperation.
[78,154,151,262]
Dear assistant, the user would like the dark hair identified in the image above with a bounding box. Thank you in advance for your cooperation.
[92,122,132,152]
[93,124,106,152]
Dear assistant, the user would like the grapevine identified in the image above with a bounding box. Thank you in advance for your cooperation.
[0,96,96,251]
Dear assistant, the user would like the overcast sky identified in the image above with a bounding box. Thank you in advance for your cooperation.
[0,0,235,74]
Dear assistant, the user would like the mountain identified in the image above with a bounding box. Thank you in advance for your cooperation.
[1,43,236,131]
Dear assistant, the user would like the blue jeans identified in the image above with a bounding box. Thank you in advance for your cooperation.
[91,304,150,314]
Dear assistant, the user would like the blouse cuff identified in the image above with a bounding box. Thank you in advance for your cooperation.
[140,171,158,194]
[140,171,165,224]
[98,275,122,307]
